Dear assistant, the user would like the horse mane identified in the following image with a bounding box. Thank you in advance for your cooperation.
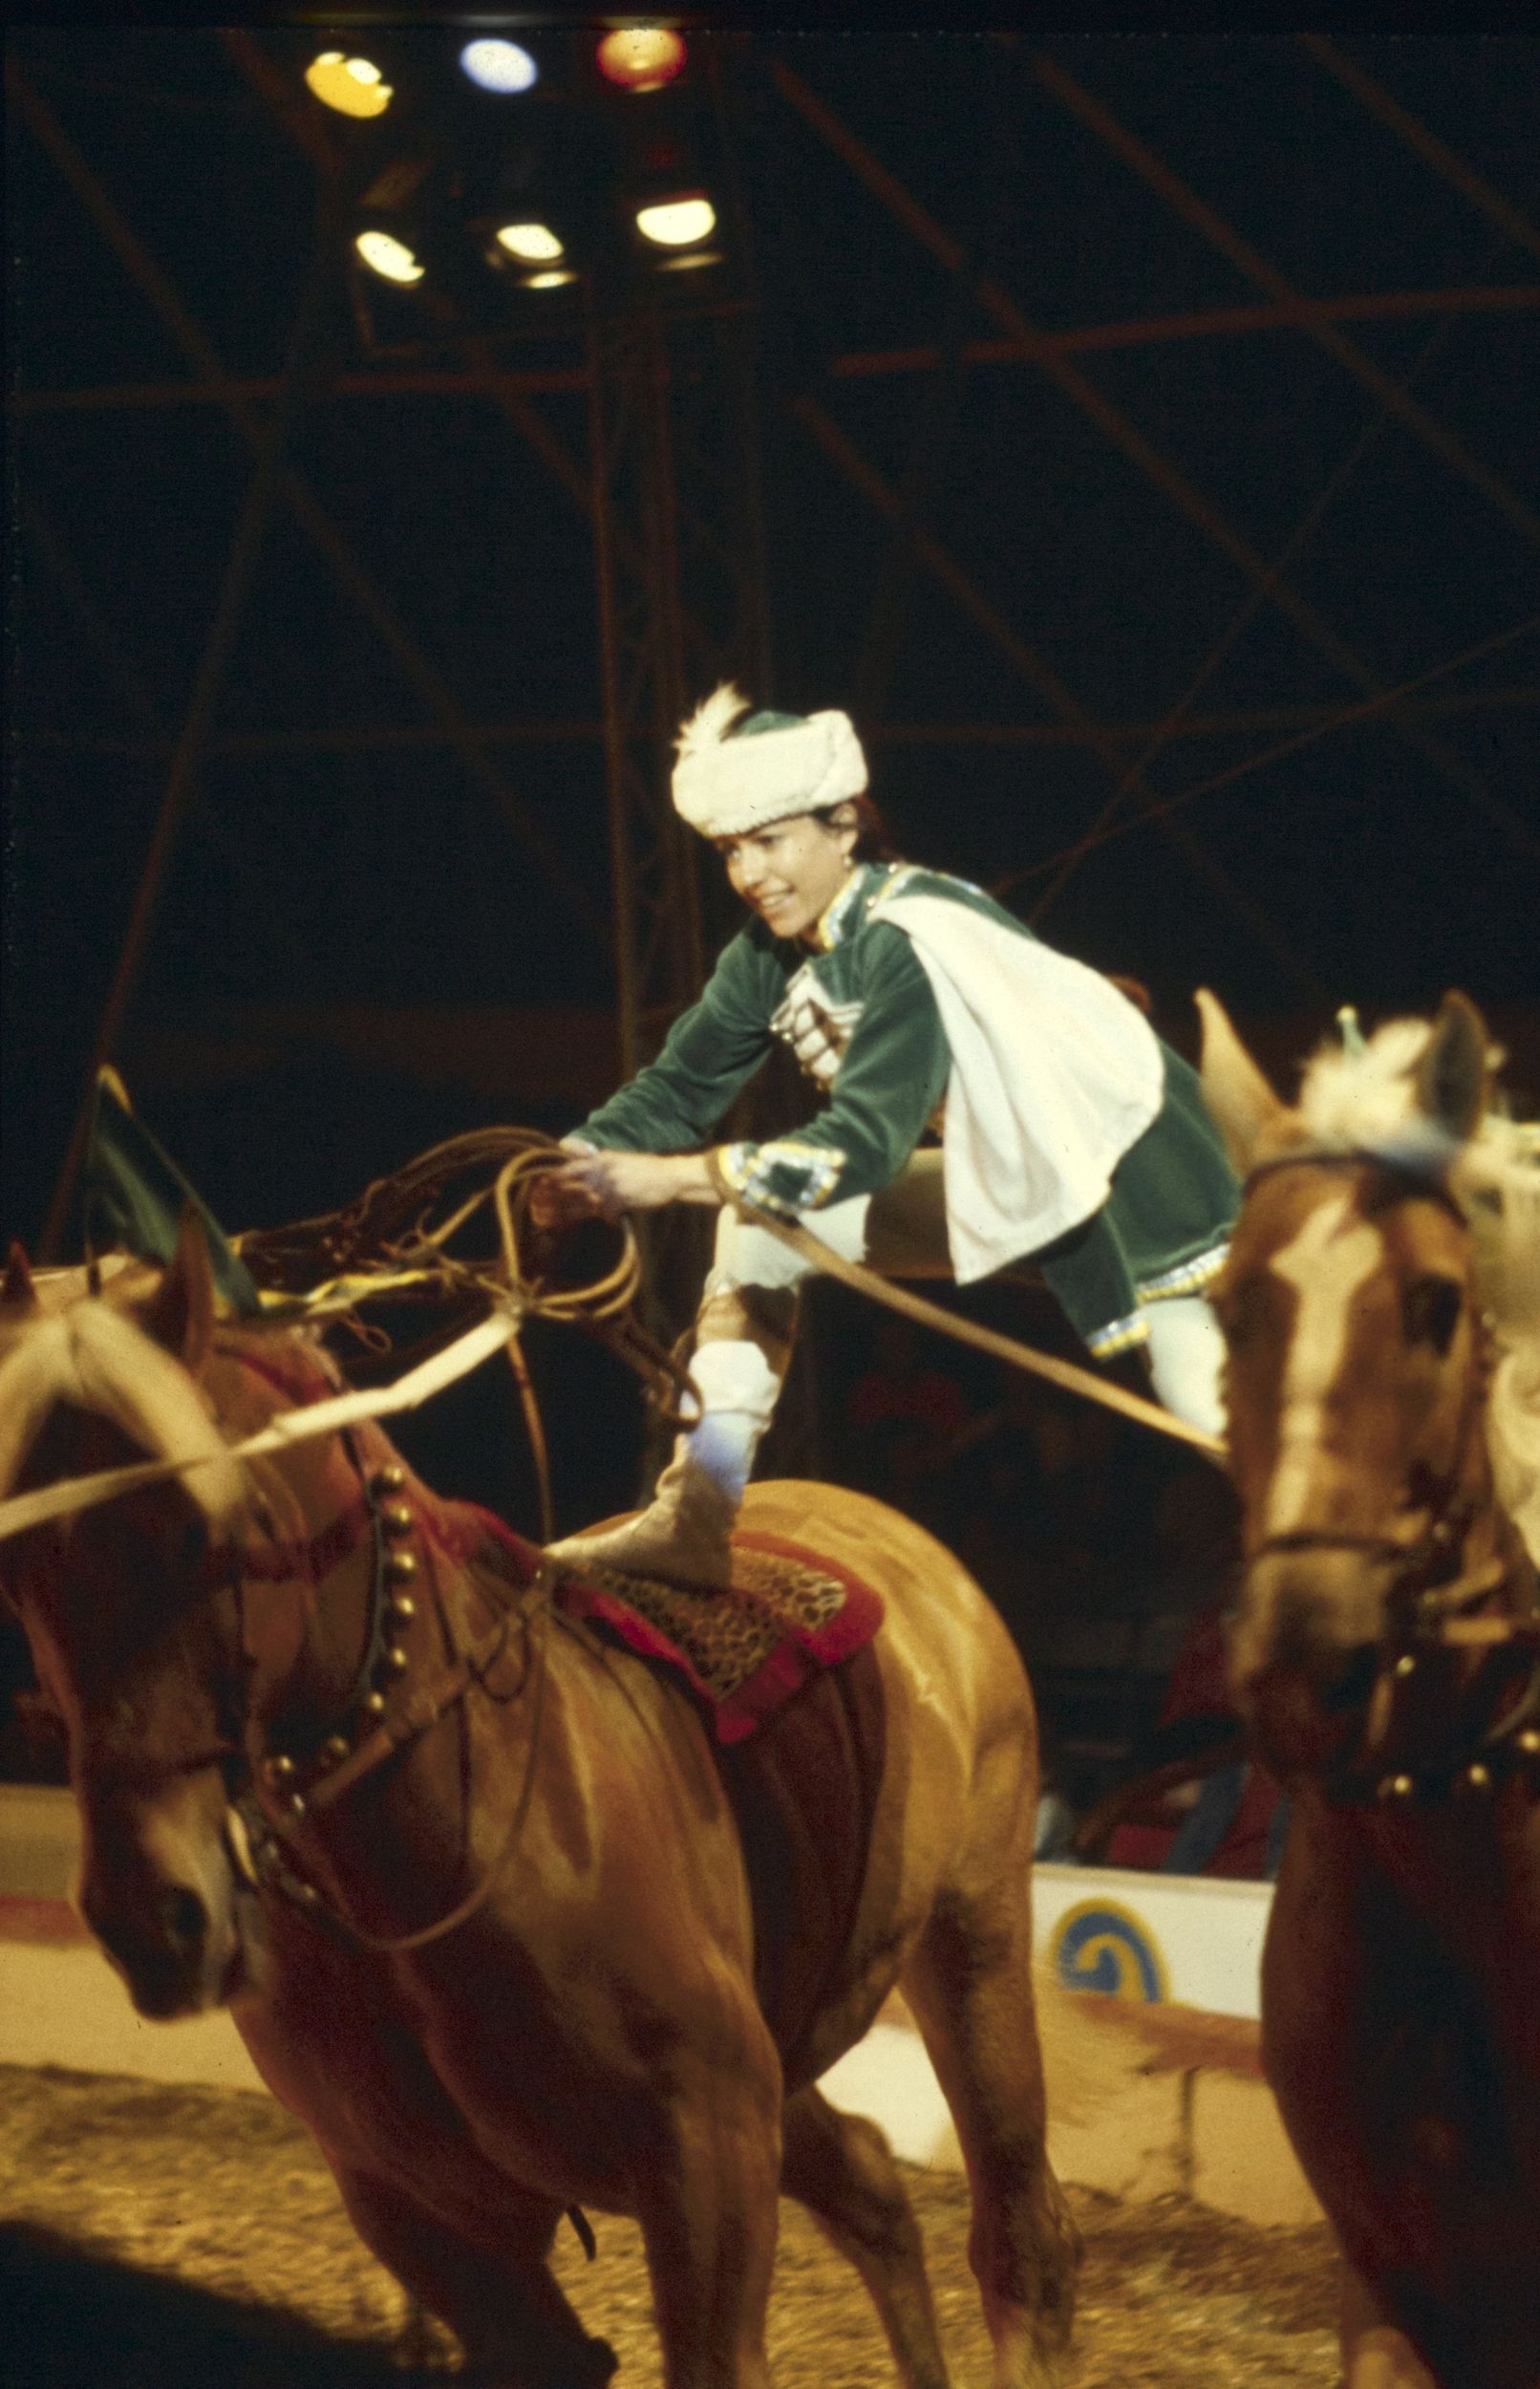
[1460,1119,1540,1559]
[1295,1018,1540,1557]
[0,1291,246,1528]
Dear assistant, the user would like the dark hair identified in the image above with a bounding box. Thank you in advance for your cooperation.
[812,794,900,864]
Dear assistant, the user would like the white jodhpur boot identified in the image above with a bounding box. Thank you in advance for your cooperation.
[545,1336,782,1588]
[1142,1292,1230,1440]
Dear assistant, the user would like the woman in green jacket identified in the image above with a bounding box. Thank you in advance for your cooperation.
[539,685,1236,1585]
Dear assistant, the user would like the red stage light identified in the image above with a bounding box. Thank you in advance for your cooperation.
[595,28,686,93]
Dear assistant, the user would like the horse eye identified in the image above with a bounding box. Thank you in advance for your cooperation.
[1401,1273,1462,1356]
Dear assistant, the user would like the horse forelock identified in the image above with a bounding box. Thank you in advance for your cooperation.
[0,1297,246,1529]
[1293,1019,1469,1187]
[1294,1015,1539,1369]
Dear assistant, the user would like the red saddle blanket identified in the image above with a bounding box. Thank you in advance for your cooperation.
[455,1508,888,2082]
[552,1529,885,1744]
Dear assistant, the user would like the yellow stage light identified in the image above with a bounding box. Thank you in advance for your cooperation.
[495,222,565,264]
[306,51,394,119]
[355,229,424,285]
[634,194,716,248]
[596,29,686,93]
[523,269,577,291]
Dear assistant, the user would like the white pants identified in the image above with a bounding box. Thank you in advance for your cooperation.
[707,1149,1228,1440]
[1142,1294,1228,1439]
[704,1149,952,1302]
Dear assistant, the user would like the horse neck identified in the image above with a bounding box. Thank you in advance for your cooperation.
[204,1329,537,1765]
[1441,1328,1540,1645]
[206,1333,393,1746]
[1330,1468,1540,1932]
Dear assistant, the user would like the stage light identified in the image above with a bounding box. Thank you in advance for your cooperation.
[495,221,565,264]
[306,50,394,119]
[596,28,686,93]
[460,38,538,95]
[522,269,577,291]
[634,194,716,248]
[355,228,424,285]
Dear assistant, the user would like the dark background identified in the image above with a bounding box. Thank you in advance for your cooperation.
[4,20,1537,1804]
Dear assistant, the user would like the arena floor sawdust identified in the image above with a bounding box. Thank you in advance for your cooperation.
[1,2062,1341,2385]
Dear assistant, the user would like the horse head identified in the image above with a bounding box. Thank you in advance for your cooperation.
[1197,989,1535,1789]
[0,1215,260,2017]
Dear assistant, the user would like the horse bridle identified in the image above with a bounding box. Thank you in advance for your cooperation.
[1232,1147,1540,1807]
[201,1346,554,1953]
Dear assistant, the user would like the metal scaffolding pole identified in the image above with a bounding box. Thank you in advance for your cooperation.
[585,273,781,1487]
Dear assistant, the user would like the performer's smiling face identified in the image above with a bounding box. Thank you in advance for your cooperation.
[715,809,859,941]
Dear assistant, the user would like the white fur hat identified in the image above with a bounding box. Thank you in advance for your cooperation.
[671,683,868,838]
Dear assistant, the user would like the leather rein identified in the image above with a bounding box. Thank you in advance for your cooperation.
[1237,1148,1540,1809]
[211,1345,561,1955]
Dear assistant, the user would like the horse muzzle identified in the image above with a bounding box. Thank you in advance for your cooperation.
[1230,1545,1398,1777]
[76,1772,249,2020]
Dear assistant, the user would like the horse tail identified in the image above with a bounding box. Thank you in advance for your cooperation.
[1032,1958,1162,2129]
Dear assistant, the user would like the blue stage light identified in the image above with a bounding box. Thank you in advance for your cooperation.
[459,39,539,95]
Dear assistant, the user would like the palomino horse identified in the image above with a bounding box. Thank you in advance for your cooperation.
[1199,988,1540,2389]
[0,1223,1080,2389]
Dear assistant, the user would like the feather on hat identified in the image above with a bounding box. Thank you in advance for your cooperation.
[672,681,868,837]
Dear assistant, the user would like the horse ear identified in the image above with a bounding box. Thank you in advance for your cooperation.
[1,1244,40,1315]
[140,1208,216,1371]
[1417,991,1490,1145]
[1195,989,1285,1174]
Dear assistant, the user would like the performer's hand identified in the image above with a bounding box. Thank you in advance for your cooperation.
[542,1150,717,1221]
[526,1168,607,1230]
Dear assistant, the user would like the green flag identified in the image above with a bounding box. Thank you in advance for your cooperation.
[83,1070,262,1317]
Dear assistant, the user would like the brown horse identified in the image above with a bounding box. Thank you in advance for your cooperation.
[0,1225,1080,2389]
[1198,989,1540,2389]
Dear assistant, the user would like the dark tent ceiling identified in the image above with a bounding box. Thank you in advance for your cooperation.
[6,24,1538,1252]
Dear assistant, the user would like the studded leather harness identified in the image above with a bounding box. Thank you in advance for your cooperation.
[197,1342,555,1953]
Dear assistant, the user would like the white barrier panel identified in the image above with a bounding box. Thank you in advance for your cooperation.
[1033,1861,1272,2021]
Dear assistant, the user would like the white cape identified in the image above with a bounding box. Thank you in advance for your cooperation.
[876,891,1165,1283]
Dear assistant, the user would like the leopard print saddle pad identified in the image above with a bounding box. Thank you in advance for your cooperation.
[554,1529,885,1743]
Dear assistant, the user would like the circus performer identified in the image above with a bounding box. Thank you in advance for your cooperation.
[538,687,1237,1584]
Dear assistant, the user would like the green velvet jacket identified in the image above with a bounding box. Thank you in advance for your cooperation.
[578,863,1238,1351]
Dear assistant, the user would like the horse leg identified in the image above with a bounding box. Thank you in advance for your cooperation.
[633,2055,783,2389]
[1339,2255,1438,2389]
[780,2080,951,2389]
[902,1882,1081,2389]
[329,2163,615,2389]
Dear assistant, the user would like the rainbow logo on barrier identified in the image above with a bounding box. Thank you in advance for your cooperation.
[1051,1899,1169,2002]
